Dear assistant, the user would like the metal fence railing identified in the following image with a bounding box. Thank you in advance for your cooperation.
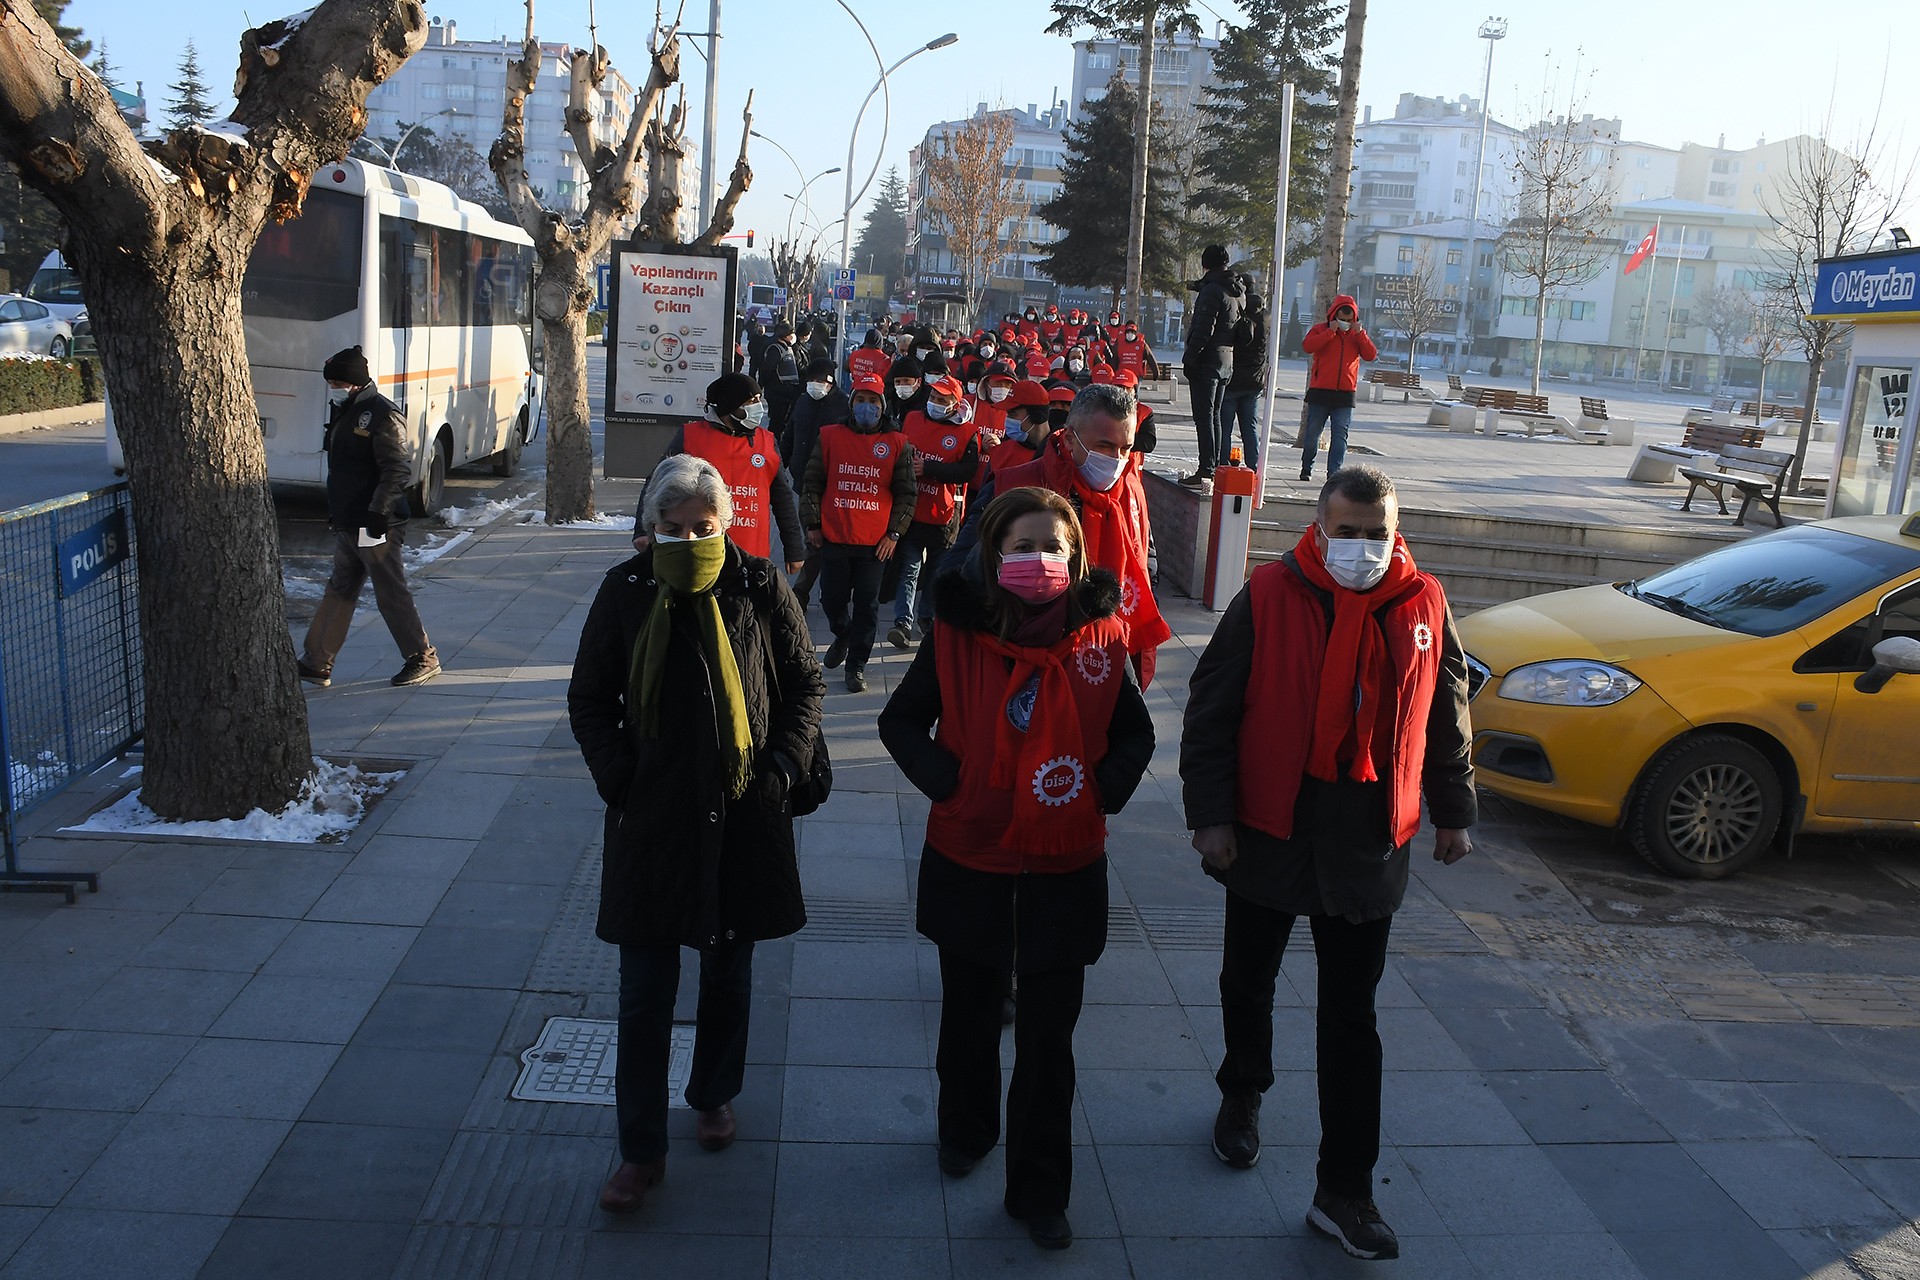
[0,483,142,901]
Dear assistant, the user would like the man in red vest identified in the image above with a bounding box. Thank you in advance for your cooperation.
[884,375,981,650]
[800,374,917,692]
[993,383,1171,688]
[1178,465,1474,1263]
[630,372,802,572]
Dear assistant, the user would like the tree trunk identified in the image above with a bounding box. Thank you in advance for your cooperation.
[536,254,596,523]
[77,228,313,817]
[1530,219,1550,395]
[1123,2,1155,318]
[1789,347,1826,492]
[1315,0,1366,317]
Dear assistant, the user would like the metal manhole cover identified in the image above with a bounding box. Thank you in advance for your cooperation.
[511,1017,694,1107]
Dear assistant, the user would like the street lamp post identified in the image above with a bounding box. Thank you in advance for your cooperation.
[365,106,459,173]
[831,29,960,379]
[1453,16,1507,373]
[782,168,842,243]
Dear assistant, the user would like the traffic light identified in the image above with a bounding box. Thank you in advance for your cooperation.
[746,229,755,248]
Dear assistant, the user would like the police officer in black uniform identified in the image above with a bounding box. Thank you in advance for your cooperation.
[296,346,440,688]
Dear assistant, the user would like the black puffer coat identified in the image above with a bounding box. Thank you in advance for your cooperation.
[568,542,825,948]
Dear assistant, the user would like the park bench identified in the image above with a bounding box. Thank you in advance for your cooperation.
[1447,374,1466,394]
[1678,444,1795,526]
[1575,396,1635,446]
[1464,387,1582,440]
[1628,422,1771,483]
[1364,368,1431,402]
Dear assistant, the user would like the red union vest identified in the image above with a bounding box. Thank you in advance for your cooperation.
[681,420,780,559]
[849,346,892,384]
[926,615,1130,873]
[1236,560,1450,848]
[900,409,977,527]
[817,423,906,547]
[1115,335,1151,376]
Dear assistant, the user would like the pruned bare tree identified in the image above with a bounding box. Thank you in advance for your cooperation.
[1694,283,1754,392]
[768,234,823,323]
[488,0,752,523]
[1747,293,1795,421]
[1497,81,1616,394]
[1384,247,1447,370]
[0,0,429,819]
[922,108,1023,324]
[1761,111,1916,489]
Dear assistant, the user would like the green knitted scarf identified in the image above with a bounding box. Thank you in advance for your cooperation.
[628,538,754,800]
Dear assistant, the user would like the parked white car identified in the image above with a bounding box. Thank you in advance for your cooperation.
[0,294,73,358]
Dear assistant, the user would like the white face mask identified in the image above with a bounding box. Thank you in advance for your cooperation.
[987,385,1011,403]
[1077,449,1128,492]
[915,347,934,360]
[327,388,352,408]
[1068,360,1085,374]
[739,402,766,428]
[1335,318,1352,331]
[927,400,955,421]
[980,345,995,359]
[894,381,919,399]
[806,381,830,400]
[1320,527,1393,591]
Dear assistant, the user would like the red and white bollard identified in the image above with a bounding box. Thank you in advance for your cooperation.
[1203,455,1259,611]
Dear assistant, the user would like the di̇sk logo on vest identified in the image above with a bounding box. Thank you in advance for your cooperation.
[1413,622,1434,653]
[1073,637,1112,685]
[1032,756,1086,808]
[1119,575,1140,618]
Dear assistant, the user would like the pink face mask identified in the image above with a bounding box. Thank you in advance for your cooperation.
[998,552,1073,604]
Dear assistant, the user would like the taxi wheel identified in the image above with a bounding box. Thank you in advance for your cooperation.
[1628,734,1781,880]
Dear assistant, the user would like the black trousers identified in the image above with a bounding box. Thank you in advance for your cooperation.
[792,543,823,608]
[1187,364,1230,474]
[936,949,1085,1217]
[615,941,754,1163]
[818,541,884,668]
[878,521,946,632]
[1216,890,1392,1200]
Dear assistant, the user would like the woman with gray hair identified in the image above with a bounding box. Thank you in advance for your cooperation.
[568,452,824,1215]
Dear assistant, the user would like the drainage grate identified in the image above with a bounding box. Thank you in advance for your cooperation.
[1137,905,1222,952]
[511,1016,694,1107]
[799,896,915,941]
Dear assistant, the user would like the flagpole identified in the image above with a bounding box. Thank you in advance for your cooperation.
[1635,215,1661,384]
[1658,225,1685,390]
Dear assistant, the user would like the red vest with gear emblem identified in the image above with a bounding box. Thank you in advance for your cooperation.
[1115,334,1151,376]
[681,420,781,559]
[926,615,1130,873]
[816,422,908,547]
[1235,560,1450,847]
[849,346,892,384]
[900,409,978,527]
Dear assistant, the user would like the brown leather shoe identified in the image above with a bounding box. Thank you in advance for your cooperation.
[696,1103,737,1151]
[598,1158,665,1213]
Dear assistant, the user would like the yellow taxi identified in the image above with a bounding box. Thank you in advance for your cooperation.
[1458,515,1920,878]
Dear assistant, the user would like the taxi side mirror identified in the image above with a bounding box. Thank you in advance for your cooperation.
[1855,635,1920,694]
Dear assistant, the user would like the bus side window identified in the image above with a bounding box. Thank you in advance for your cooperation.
[433,227,470,327]
[380,218,409,330]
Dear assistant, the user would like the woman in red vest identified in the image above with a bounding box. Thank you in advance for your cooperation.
[799,374,917,692]
[883,375,981,650]
[629,373,802,573]
[879,486,1154,1253]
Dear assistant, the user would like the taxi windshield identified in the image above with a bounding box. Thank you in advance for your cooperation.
[1621,526,1920,638]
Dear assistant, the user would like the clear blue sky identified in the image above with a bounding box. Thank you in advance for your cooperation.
[72,0,1917,243]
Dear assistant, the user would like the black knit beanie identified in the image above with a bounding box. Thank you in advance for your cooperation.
[705,371,761,417]
[323,346,371,386]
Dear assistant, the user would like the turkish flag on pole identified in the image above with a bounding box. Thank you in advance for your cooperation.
[1624,230,1657,274]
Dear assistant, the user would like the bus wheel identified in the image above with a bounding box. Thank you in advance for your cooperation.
[491,411,527,477]
[411,433,450,517]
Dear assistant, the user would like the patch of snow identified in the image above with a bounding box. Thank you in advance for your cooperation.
[9,751,69,801]
[282,574,326,601]
[64,756,404,844]
[1606,900,1644,918]
[440,495,534,528]
[404,530,472,567]
[519,510,637,530]
[144,155,181,185]
[0,352,57,364]
[264,6,317,49]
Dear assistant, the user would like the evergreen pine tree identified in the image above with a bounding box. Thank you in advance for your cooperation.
[1196,0,1340,263]
[166,39,215,130]
[90,40,117,91]
[1036,75,1178,304]
[851,167,909,297]
[31,0,89,59]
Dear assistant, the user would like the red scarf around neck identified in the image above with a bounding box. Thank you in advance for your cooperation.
[1037,436,1172,653]
[974,627,1105,855]
[1291,527,1422,783]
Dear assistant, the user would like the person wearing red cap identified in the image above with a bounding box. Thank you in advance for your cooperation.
[986,380,1056,478]
[970,363,1020,443]
[1038,304,1065,346]
[1112,320,1159,383]
[884,374,981,650]
[801,373,916,693]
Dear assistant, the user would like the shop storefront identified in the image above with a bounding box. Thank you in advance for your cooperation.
[1812,247,1919,517]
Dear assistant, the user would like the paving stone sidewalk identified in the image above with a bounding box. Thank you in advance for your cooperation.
[2,481,1918,1279]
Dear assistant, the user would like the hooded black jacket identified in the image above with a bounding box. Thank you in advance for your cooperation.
[1181,268,1246,376]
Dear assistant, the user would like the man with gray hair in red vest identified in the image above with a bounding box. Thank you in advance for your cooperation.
[1177,464,1475,1263]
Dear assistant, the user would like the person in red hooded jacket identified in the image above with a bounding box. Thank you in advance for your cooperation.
[879,485,1154,1253]
[1298,295,1378,482]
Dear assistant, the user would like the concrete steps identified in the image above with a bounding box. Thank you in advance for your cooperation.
[1246,495,1750,615]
